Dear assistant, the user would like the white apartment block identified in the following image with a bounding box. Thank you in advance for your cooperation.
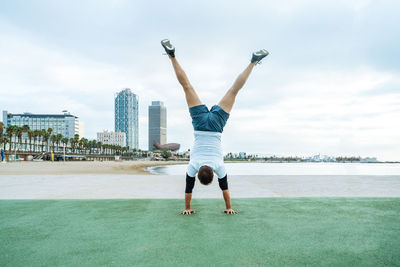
[97,130,126,147]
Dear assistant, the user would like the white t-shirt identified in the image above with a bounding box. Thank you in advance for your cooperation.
[186,131,226,178]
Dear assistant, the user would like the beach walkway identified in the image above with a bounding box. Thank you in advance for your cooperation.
[0,174,399,199]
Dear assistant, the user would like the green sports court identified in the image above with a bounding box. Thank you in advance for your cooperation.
[1,198,399,266]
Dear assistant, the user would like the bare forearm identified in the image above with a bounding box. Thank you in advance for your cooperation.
[222,190,232,209]
[185,193,192,209]
[181,193,195,215]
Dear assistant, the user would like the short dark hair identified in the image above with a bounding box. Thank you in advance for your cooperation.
[198,165,214,185]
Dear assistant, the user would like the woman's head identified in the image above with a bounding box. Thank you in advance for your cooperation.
[198,165,214,185]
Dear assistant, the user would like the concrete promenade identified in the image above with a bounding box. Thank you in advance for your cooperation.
[1,174,399,199]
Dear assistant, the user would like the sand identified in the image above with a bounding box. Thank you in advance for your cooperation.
[0,160,186,175]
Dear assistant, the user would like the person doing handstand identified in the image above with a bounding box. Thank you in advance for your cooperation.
[161,39,268,215]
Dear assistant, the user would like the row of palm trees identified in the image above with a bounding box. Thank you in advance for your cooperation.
[0,123,129,156]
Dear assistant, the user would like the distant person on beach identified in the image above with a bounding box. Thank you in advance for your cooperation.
[161,39,268,215]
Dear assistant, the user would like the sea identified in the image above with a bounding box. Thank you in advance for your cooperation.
[148,162,400,176]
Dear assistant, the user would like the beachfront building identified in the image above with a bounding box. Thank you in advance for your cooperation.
[114,88,139,150]
[97,130,126,147]
[2,110,83,139]
[148,101,167,151]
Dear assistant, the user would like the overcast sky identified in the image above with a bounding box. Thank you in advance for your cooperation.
[1,0,399,160]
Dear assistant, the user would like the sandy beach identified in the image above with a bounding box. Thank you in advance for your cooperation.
[0,160,186,175]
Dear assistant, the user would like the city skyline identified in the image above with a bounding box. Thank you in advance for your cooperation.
[0,1,399,160]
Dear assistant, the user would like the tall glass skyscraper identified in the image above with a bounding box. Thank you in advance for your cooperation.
[114,88,139,150]
[148,101,167,150]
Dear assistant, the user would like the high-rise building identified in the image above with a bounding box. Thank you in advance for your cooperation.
[2,110,83,139]
[148,101,167,150]
[114,88,139,150]
[97,130,126,147]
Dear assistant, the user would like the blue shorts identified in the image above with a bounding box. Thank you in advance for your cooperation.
[189,104,230,133]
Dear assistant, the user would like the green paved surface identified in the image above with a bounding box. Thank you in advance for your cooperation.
[1,198,399,266]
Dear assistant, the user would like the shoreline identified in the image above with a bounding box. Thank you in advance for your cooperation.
[0,160,187,175]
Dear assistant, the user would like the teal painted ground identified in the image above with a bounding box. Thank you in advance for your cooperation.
[1,198,399,266]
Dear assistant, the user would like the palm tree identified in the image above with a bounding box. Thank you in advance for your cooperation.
[97,141,102,155]
[111,145,115,155]
[62,137,69,153]
[56,134,63,152]
[78,138,84,154]
[50,135,57,153]
[45,128,52,152]
[78,139,83,154]
[0,122,4,136]
[42,132,50,153]
[1,136,9,152]
[22,125,30,152]
[35,130,42,152]
[89,140,97,154]
[16,126,23,152]
[33,130,41,152]
[39,130,46,152]
[81,138,88,154]
[88,140,92,154]
[6,125,17,152]
[69,138,75,153]
[0,135,9,157]
[0,136,4,151]
[85,139,90,154]
[28,130,34,151]
[103,144,109,155]
[32,130,37,152]
[73,134,80,153]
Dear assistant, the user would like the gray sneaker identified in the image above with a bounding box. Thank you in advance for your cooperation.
[251,49,269,63]
[161,39,175,58]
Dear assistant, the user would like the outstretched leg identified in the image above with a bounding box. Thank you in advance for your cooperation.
[168,55,202,108]
[218,62,256,114]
